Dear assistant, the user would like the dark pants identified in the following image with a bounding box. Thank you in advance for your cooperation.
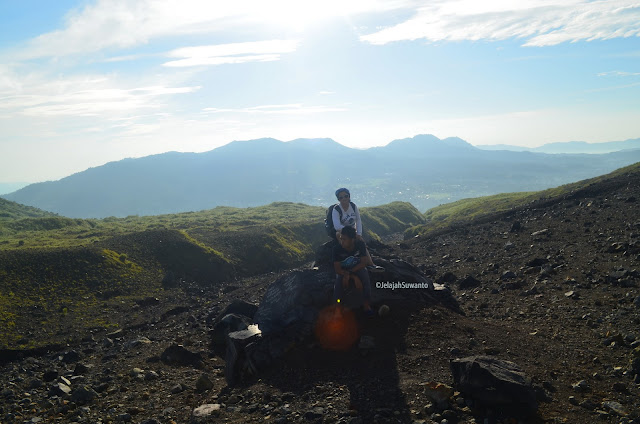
[334,268,371,303]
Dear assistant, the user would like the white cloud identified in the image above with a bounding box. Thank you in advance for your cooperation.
[7,0,411,61]
[598,70,640,77]
[163,40,299,67]
[361,0,640,46]
[203,103,347,115]
[0,69,199,118]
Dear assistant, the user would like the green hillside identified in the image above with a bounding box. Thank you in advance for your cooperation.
[0,198,56,220]
[405,161,640,238]
[0,201,424,349]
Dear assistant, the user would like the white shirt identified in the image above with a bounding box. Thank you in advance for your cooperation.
[332,202,362,235]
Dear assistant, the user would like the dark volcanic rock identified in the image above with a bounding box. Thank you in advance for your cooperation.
[450,355,538,416]
[160,344,202,368]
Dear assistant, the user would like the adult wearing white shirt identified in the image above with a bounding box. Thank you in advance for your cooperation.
[332,188,363,242]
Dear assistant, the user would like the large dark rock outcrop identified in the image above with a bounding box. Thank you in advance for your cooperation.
[216,255,461,385]
[450,355,538,416]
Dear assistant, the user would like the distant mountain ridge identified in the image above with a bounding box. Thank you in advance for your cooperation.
[478,137,640,154]
[3,134,640,218]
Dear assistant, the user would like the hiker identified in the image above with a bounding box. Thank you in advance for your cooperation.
[332,188,363,242]
[333,225,374,316]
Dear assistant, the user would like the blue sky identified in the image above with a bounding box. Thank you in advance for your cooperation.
[1,0,639,183]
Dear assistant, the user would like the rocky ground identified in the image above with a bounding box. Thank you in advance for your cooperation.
[1,170,639,424]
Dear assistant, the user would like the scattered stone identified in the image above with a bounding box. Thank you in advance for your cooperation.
[61,350,81,364]
[170,384,185,394]
[70,385,98,404]
[531,229,549,237]
[571,380,590,393]
[612,381,628,393]
[500,271,517,280]
[160,344,202,368]
[192,403,221,418]
[195,373,214,392]
[602,401,628,416]
[420,382,453,409]
[48,382,72,397]
[42,370,58,382]
[526,258,549,267]
[126,337,152,349]
[437,272,457,284]
[136,297,160,307]
[458,275,481,289]
[304,406,325,420]
[73,363,90,375]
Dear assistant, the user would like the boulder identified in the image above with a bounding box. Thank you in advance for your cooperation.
[219,254,459,385]
[450,355,538,416]
[253,269,334,335]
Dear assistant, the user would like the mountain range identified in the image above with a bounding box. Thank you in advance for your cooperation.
[477,137,640,153]
[3,134,640,218]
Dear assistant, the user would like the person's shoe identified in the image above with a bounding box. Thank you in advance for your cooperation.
[367,265,385,273]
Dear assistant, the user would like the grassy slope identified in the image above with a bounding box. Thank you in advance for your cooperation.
[0,201,424,349]
[406,161,640,238]
[0,198,56,220]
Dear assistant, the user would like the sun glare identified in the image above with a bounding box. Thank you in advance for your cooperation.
[251,0,358,32]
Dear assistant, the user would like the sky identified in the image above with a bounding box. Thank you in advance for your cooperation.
[0,0,639,184]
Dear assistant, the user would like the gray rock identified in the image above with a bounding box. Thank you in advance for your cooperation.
[526,258,549,267]
[160,344,202,368]
[531,229,549,237]
[71,385,98,404]
[49,382,72,397]
[571,380,590,393]
[450,355,537,416]
[42,370,58,382]
[195,373,214,392]
[73,363,91,375]
[126,337,152,349]
[116,413,132,422]
[304,406,325,420]
[602,401,628,416]
[458,275,481,289]
[500,271,517,280]
[192,403,221,418]
[61,350,81,364]
[170,384,185,394]
[28,379,44,389]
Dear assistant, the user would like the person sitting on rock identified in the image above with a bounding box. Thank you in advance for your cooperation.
[332,188,364,242]
[333,225,374,316]
[332,187,381,268]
